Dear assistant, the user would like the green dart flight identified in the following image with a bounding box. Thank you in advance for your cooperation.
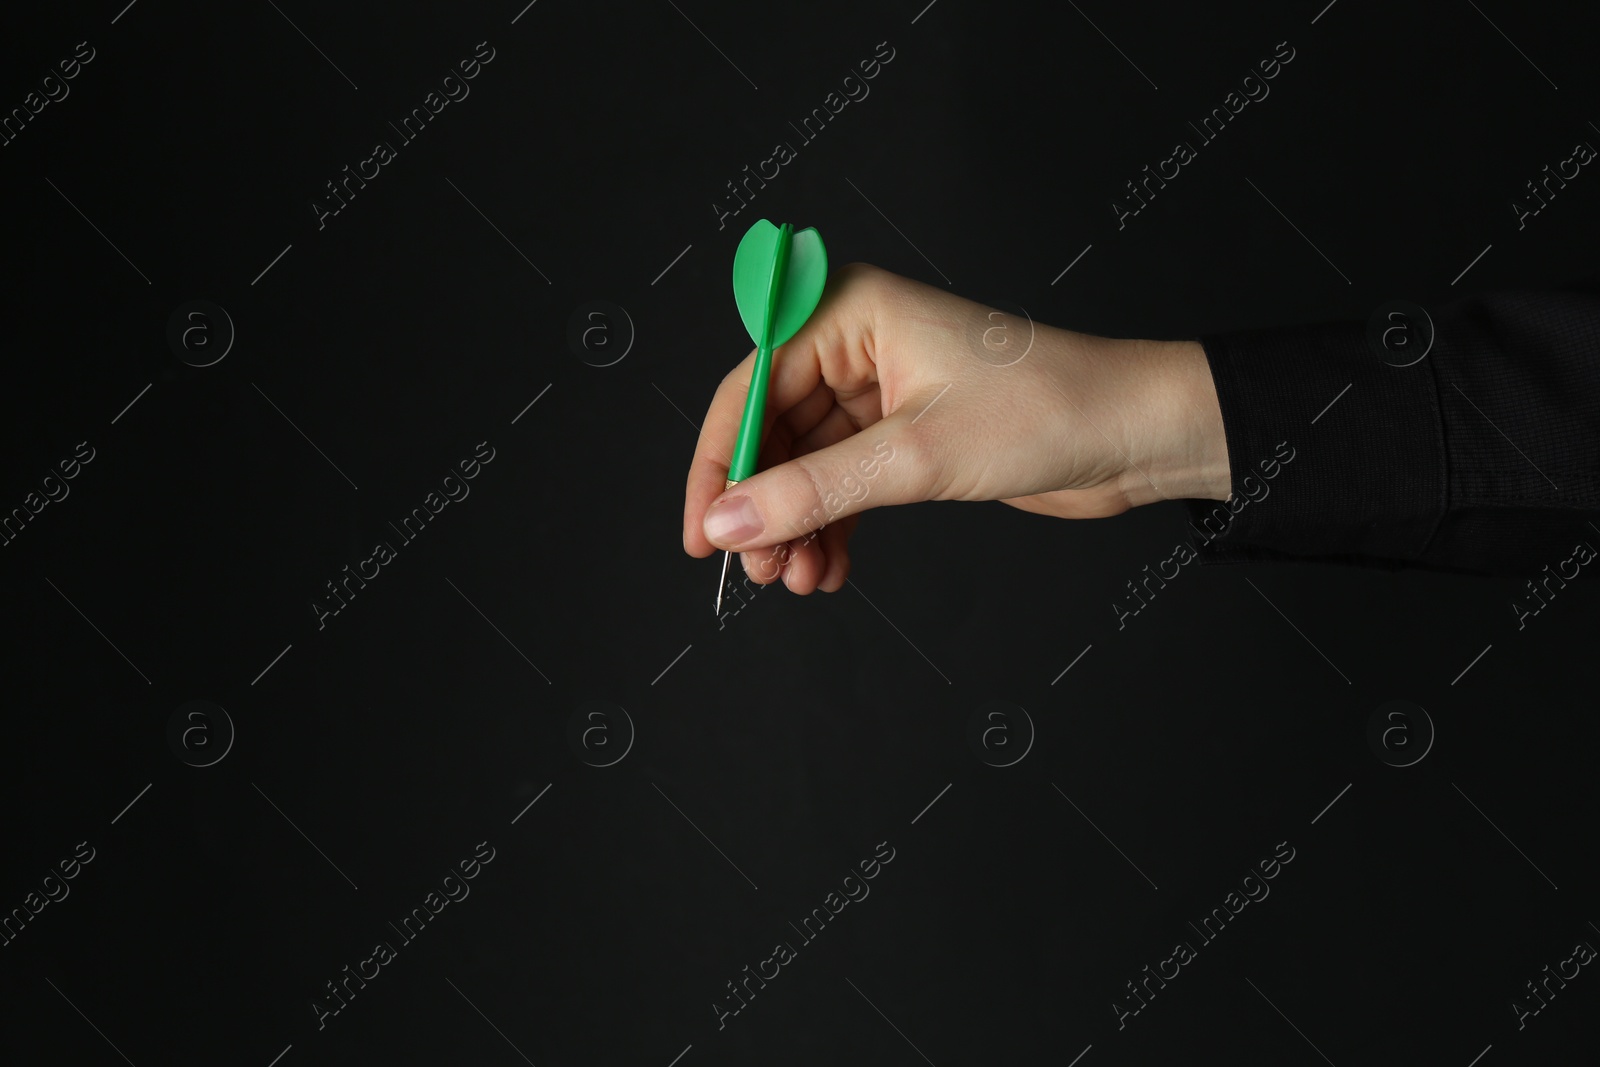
[715,218,829,614]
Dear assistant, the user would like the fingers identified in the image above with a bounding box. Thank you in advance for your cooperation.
[789,402,862,457]
[811,516,857,592]
[741,546,782,585]
[737,513,856,595]
[736,407,858,592]
[778,534,827,591]
[700,402,934,552]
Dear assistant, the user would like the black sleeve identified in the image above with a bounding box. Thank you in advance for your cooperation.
[1180,283,1600,576]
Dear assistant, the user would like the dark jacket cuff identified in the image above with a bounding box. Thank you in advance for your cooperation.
[1179,318,1448,569]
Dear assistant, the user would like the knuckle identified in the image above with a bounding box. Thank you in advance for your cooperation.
[836,261,888,297]
[785,454,836,539]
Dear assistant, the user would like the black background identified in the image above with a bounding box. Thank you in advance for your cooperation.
[3,1,1597,1064]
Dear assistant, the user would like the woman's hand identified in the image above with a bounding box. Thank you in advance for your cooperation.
[682,263,1230,593]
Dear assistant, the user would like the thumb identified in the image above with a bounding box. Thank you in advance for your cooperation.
[702,412,931,551]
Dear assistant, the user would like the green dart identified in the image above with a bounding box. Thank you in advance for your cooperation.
[716,218,829,614]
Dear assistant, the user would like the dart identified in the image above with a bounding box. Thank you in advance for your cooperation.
[715,218,829,614]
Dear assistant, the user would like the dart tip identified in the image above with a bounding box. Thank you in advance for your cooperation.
[714,548,734,615]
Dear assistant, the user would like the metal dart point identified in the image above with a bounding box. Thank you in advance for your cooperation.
[714,476,738,615]
[714,548,734,615]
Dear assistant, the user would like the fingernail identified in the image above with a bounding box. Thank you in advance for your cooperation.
[705,494,764,546]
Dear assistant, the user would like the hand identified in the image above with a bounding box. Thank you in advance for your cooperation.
[681,263,1230,594]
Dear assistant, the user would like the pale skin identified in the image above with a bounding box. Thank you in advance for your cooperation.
[682,262,1233,593]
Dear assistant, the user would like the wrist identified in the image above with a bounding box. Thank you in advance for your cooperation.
[1112,338,1231,507]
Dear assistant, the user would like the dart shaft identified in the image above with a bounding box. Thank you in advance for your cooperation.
[727,223,792,483]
